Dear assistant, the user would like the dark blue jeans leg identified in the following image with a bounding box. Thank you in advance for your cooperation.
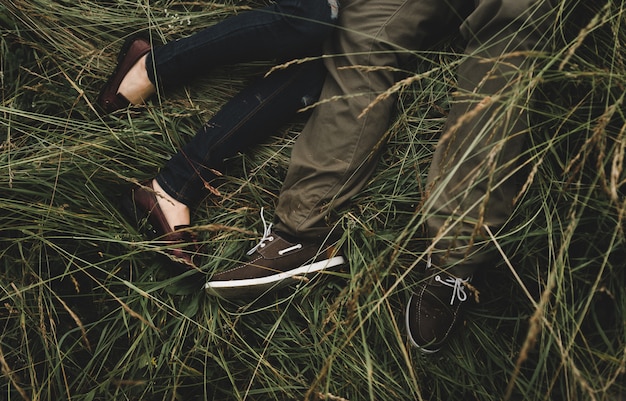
[155,59,327,207]
[146,0,337,87]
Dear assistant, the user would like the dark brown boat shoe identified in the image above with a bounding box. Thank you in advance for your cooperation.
[121,181,200,271]
[97,36,151,114]
[205,220,345,299]
[405,268,471,353]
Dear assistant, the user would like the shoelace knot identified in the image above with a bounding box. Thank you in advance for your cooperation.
[434,275,470,305]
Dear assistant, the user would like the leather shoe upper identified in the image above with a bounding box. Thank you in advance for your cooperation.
[97,36,151,114]
[122,181,200,270]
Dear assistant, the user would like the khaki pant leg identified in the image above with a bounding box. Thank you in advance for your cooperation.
[275,0,467,239]
[425,0,557,273]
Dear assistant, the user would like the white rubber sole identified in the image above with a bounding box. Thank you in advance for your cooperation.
[405,294,440,354]
[205,255,346,298]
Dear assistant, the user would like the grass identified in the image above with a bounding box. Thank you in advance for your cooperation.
[1,0,625,400]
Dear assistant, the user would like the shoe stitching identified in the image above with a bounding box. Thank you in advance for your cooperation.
[442,301,461,340]
[215,255,264,277]
[416,283,428,345]
[414,276,466,349]
[415,288,449,350]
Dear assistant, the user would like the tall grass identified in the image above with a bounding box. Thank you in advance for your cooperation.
[1,0,625,400]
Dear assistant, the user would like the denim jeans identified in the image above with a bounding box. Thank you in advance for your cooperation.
[149,0,338,206]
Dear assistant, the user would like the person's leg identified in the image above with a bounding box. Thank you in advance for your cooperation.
[425,0,558,276]
[111,0,338,108]
[123,60,328,271]
[205,0,468,297]
[116,0,338,268]
[407,0,558,353]
[156,59,329,213]
[147,0,338,88]
[274,0,468,240]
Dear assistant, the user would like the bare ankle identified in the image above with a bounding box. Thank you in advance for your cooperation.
[118,55,155,105]
[152,179,190,228]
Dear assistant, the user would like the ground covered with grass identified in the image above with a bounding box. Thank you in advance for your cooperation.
[1,1,625,400]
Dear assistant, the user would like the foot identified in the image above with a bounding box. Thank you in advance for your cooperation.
[97,36,153,114]
[405,259,472,353]
[121,180,199,271]
[205,210,345,298]
[117,54,155,105]
[151,179,190,229]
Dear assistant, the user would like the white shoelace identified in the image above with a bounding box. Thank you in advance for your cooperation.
[247,207,274,256]
[434,275,470,306]
[246,207,303,256]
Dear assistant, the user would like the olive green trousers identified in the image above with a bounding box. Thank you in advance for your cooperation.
[275,0,557,274]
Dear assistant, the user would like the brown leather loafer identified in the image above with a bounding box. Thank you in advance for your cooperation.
[121,181,200,271]
[97,36,151,114]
